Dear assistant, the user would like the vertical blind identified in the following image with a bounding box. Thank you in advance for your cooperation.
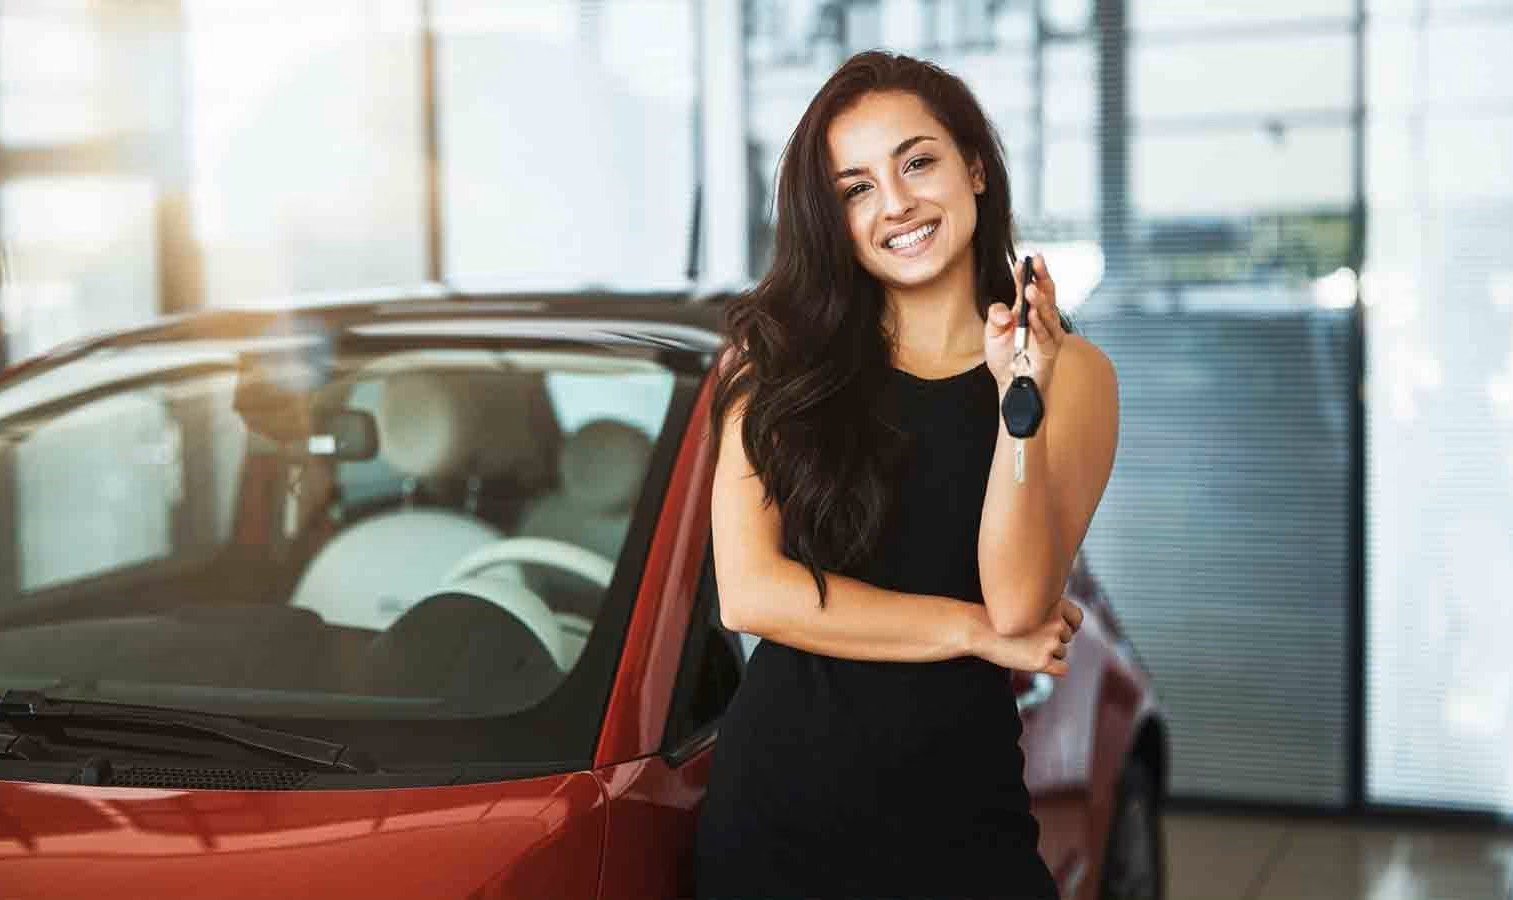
[1079,311,1355,804]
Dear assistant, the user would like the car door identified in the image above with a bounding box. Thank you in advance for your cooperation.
[596,537,744,900]
[1015,559,1102,898]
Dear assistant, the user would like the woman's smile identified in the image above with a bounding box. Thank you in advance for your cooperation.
[883,220,940,257]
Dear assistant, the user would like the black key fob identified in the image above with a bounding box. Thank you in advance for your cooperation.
[1003,254,1045,439]
[1001,375,1044,438]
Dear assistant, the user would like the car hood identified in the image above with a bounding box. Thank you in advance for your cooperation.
[0,772,606,900]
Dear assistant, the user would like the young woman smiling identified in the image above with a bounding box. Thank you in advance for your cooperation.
[696,50,1119,900]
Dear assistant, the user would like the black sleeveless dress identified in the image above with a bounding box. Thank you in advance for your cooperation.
[694,360,1060,900]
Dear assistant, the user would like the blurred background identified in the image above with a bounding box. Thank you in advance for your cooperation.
[0,0,1509,896]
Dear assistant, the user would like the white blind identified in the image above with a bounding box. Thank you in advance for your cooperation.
[1362,8,1513,815]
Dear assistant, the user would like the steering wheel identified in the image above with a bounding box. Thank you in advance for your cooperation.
[443,536,616,590]
[436,537,615,672]
[417,574,571,672]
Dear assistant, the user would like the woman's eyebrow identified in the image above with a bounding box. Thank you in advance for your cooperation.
[832,134,938,181]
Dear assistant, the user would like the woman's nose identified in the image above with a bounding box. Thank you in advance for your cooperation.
[879,176,916,218]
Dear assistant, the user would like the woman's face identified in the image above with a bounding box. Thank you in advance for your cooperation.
[827,90,985,292]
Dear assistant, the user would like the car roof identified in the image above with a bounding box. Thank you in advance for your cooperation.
[0,287,735,393]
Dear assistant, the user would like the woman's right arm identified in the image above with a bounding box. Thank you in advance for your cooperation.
[710,352,1073,674]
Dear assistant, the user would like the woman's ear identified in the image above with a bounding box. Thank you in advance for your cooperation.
[969,156,986,194]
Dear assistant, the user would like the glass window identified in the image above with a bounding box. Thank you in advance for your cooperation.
[184,0,428,305]
[0,177,159,361]
[1133,124,1353,216]
[1045,43,1097,135]
[435,0,697,290]
[9,370,249,593]
[1132,34,1354,122]
[663,543,745,753]
[0,1,109,147]
[1420,21,1513,107]
[1131,0,1354,34]
[17,389,178,590]
[1043,137,1097,218]
[1363,8,1513,818]
[1422,116,1513,201]
[0,337,687,771]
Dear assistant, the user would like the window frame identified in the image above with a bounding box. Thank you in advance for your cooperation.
[660,533,744,767]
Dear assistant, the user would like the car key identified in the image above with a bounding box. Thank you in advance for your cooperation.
[1001,254,1045,483]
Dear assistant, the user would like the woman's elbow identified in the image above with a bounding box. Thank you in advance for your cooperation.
[989,615,1040,639]
[715,557,789,635]
[986,590,1056,637]
[719,599,750,634]
[718,586,774,636]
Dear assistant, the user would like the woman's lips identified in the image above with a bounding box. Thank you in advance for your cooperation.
[884,221,940,258]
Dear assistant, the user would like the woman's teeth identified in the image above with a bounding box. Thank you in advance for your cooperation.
[886,222,937,250]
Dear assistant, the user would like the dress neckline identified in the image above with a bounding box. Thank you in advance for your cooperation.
[890,359,989,384]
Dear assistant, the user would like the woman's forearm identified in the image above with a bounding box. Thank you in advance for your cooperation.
[720,555,990,663]
[978,380,1066,636]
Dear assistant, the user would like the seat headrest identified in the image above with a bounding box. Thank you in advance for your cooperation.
[377,370,548,482]
[559,419,653,513]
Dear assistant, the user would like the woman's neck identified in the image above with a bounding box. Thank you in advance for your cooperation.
[882,253,983,363]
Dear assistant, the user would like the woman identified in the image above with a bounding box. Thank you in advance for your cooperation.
[696,50,1120,900]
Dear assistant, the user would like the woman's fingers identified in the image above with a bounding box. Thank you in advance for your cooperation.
[1060,596,1085,632]
[1027,254,1065,342]
[1027,292,1061,346]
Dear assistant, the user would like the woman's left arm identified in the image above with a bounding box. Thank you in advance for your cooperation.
[979,270,1120,637]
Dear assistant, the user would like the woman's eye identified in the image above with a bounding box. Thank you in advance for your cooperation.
[905,156,934,172]
[844,183,871,200]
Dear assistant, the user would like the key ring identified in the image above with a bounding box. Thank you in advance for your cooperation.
[1012,347,1033,375]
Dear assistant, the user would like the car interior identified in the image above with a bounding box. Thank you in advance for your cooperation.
[0,344,670,720]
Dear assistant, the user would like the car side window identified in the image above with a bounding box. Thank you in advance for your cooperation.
[663,535,745,761]
[2,374,245,597]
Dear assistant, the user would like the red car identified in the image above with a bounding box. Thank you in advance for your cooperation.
[0,293,1167,900]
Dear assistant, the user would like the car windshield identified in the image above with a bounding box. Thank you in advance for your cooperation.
[0,330,690,770]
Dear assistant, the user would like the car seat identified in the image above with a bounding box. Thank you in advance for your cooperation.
[289,369,554,634]
[512,418,654,621]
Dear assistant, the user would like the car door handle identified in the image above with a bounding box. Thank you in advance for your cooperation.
[1015,672,1055,714]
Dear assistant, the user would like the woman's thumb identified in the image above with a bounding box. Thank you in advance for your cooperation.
[987,302,1011,328]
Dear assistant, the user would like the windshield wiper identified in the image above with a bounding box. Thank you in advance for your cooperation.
[0,689,377,773]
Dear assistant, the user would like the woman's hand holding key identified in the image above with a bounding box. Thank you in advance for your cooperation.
[984,253,1066,395]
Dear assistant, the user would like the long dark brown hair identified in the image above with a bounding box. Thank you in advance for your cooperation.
[708,50,1075,609]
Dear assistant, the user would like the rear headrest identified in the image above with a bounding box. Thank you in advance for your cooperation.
[377,370,550,482]
[559,419,653,512]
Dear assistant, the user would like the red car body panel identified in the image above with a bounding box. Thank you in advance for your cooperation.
[0,774,606,899]
[595,753,714,900]
[594,362,716,767]
[0,301,1163,900]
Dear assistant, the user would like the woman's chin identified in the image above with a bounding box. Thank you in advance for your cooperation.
[872,256,950,290]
